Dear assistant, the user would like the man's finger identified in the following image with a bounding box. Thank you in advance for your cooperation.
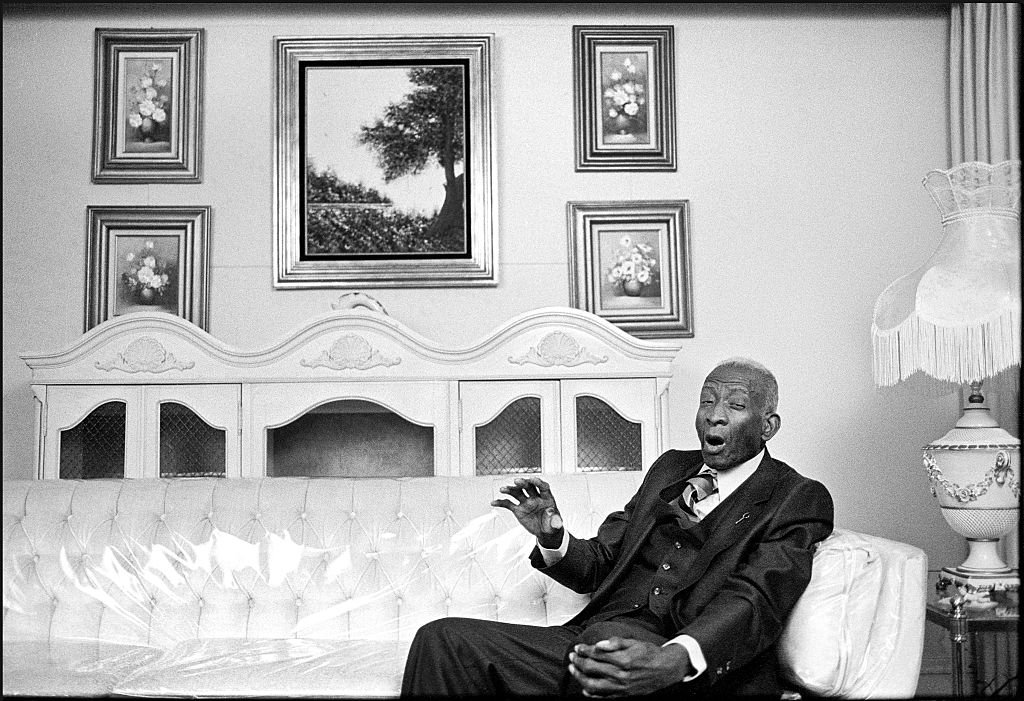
[490,498,517,511]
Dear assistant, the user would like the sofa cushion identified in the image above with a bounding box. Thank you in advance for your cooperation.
[777,528,927,698]
[113,638,411,698]
[2,640,164,697]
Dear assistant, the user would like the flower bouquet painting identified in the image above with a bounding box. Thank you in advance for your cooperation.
[114,236,178,315]
[600,230,662,310]
[600,52,649,145]
[123,58,173,152]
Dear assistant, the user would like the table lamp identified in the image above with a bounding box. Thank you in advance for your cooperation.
[872,160,1021,600]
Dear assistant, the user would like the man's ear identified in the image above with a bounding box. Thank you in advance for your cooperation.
[762,413,781,442]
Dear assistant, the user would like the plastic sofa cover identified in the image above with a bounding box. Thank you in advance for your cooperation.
[3,475,926,697]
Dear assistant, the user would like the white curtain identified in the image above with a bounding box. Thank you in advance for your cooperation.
[949,2,1021,163]
[950,3,1020,568]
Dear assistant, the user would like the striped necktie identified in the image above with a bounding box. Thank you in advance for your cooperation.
[679,469,718,519]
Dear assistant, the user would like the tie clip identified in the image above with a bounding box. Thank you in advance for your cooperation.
[735,512,750,525]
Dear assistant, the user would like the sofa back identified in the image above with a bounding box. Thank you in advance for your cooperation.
[3,474,926,697]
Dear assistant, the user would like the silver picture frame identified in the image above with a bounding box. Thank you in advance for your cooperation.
[573,26,676,172]
[274,35,497,288]
[92,28,204,183]
[567,200,693,338]
[85,206,211,331]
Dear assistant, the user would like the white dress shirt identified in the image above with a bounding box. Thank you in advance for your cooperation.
[538,448,765,682]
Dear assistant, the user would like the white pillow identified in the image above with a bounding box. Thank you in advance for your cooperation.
[777,528,887,697]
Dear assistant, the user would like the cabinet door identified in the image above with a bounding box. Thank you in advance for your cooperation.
[459,381,561,476]
[144,385,241,478]
[42,386,144,479]
[560,379,659,473]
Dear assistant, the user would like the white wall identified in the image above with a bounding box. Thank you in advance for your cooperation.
[4,4,970,567]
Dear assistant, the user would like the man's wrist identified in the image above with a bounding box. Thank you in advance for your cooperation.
[537,527,565,549]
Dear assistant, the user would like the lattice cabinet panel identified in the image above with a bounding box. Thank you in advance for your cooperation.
[474,396,543,475]
[58,400,128,479]
[574,395,643,472]
[460,381,561,476]
[159,402,227,478]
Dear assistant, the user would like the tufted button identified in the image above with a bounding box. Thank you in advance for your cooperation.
[254,513,261,520]
[197,598,204,608]
[632,603,640,608]
[159,514,166,521]
[51,598,59,610]
[350,511,357,519]
[444,598,452,606]
[248,598,255,608]
[300,512,307,520]
[674,541,682,549]
[322,553,331,563]
[33,554,40,562]
[295,598,303,607]
[653,587,662,595]
[208,512,215,520]
[396,597,403,606]
[396,511,404,519]
[717,667,725,676]
[662,563,671,571]
[445,510,453,517]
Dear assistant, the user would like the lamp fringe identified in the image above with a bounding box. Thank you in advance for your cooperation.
[872,307,1021,387]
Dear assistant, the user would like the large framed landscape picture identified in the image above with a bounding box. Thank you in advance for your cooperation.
[275,35,496,287]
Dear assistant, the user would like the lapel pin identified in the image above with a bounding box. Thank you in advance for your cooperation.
[735,512,750,525]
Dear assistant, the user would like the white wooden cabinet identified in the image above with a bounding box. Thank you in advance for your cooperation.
[21,306,682,479]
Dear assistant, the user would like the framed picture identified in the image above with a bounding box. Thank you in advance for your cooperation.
[92,28,204,183]
[85,206,211,331]
[567,201,693,338]
[274,35,496,288]
[573,26,676,171]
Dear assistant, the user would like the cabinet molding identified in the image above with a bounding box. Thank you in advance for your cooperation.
[22,307,683,478]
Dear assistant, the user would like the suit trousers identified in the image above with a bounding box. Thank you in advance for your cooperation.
[400,616,680,698]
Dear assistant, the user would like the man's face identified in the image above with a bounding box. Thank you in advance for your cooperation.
[695,365,776,469]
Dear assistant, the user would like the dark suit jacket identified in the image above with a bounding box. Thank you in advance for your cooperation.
[531,449,834,696]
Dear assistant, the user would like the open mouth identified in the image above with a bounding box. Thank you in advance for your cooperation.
[704,434,726,452]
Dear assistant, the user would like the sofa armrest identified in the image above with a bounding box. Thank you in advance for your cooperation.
[777,528,928,699]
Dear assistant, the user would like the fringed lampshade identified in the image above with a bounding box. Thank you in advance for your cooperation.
[872,160,1021,599]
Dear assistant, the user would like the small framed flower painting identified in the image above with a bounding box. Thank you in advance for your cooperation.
[567,201,693,338]
[85,206,210,331]
[573,26,676,171]
[92,28,204,183]
[274,35,496,288]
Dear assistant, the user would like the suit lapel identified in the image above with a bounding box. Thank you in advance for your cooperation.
[674,451,781,592]
[605,452,704,582]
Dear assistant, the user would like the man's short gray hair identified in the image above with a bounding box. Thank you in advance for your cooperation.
[715,357,779,414]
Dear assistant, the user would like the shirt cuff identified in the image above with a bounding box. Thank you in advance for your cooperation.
[537,528,570,566]
[663,635,706,681]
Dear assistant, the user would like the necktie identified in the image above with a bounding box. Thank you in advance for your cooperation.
[679,469,718,519]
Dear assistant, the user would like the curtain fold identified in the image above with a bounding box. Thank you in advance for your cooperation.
[949,3,1020,569]
[949,2,1021,164]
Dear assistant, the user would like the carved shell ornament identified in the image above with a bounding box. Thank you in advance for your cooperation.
[508,331,608,367]
[95,337,194,373]
[300,334,401,371]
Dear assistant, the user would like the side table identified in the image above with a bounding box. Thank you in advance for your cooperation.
[926,571,1019,697]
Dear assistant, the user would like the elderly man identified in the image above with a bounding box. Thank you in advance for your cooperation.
[401,358,834,698]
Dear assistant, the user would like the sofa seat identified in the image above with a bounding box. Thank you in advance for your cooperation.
[3,475,926,698]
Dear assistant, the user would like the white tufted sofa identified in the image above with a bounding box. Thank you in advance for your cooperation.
[3,474,927,698]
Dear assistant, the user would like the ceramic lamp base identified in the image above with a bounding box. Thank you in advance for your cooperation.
[939,566,1019,595]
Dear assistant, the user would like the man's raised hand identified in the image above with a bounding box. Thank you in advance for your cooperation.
[490,477,564,548]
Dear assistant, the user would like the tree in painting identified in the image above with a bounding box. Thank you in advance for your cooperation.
[304,66,467,255]
[358,67,466,251]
